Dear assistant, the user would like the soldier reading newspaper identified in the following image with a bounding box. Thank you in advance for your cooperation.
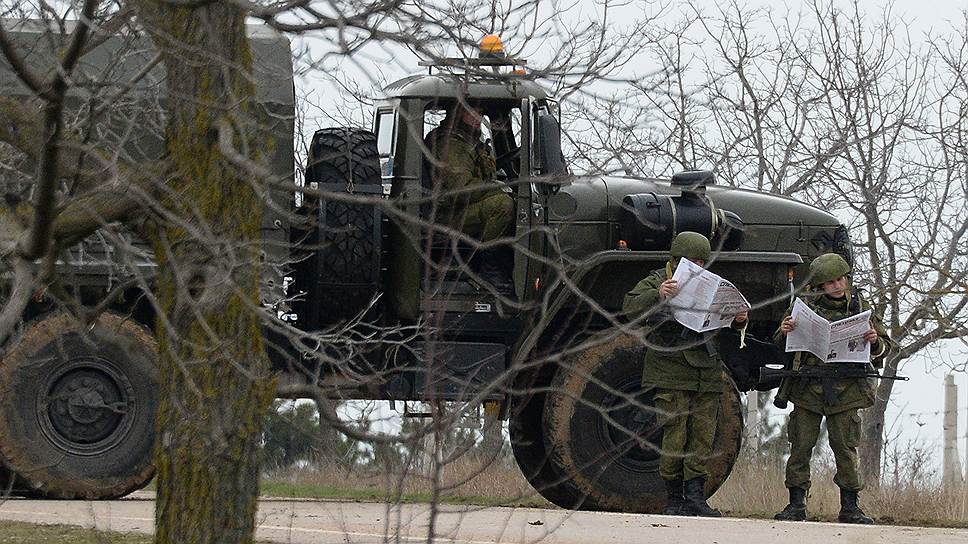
[668,258,751,333]
[784,298,872,363]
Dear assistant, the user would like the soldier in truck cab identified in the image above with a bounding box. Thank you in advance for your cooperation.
[425,101,514,288]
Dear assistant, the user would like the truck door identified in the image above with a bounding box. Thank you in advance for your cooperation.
[515,98,567,301]
[514,98,541,300]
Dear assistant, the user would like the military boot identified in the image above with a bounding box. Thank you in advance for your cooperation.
[680,477,722,517]
[662,479,684,515]
[837,489,874,524]
[774,487,807,521]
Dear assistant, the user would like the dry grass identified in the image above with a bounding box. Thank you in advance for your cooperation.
[0,521,153,543]
[262,454,550,508]
[864,479,968,526]
[265,444,968,527]
[713,450,968,527]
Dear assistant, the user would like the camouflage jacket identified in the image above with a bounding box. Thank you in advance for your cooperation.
[773,289,894,415]
[426,124,500,212]
[623,266,741,393]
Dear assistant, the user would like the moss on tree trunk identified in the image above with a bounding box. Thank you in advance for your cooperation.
[132,5,276,543]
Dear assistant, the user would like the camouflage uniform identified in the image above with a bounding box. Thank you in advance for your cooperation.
[775,291,890,491]
[426,119,513,242]
[773,253,893,524]
[623,267,724,483]
[623,232,744,516]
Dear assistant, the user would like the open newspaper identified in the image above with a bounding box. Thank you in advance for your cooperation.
[669,258,751,333]
[785,297,872,363]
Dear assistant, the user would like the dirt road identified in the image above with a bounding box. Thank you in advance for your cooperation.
[0,495,964,543]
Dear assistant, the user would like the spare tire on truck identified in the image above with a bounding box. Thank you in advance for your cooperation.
[291,127,383,330]
[0,312,158,499]
[540,333,743,512]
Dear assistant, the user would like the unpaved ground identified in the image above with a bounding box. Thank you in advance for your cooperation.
[0,495,964,544]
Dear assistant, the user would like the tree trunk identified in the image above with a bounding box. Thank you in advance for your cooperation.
[859,354,901,486]
[859,394,887,485]
[132,5,276,544]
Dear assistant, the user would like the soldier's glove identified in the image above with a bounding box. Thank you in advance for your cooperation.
[475,141,496,177]
[479,154,496,177]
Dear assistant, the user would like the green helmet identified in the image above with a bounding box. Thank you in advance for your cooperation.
[809,253,851,285]
[670,232,711,261]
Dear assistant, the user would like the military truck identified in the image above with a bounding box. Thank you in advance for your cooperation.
[0,24,852,511]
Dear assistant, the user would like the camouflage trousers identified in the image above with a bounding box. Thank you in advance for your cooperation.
[456,192,514,242]
[785,405,863,491]
[652,388,721,482]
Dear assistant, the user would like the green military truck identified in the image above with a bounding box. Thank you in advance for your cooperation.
[0,25,851,511]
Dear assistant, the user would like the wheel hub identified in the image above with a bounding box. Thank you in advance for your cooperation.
[598,380,663,473]
[40,359,136,456]
[67,387,110,424]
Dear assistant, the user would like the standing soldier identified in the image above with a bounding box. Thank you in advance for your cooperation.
[425,102,514,286]
[623,232,748,517]
[773,253,893,524]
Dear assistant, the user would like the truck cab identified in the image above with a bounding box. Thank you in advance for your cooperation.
[374,60,566,324]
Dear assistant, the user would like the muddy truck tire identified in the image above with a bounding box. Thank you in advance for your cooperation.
[540,334,743,512]
[0,313,158,499]
[509,386,588,509]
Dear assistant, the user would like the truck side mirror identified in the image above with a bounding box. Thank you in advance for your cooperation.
[537,114,568,178]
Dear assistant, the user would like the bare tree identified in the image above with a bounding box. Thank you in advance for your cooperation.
[9,0,963,539]
[567,1,968,486]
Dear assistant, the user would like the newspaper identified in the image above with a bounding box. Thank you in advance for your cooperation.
[669,258,751,333]
[785,297,872,363]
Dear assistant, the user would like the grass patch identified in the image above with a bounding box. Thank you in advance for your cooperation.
[262,443,968,528]
[712,448,968,528]
[261,455,553,510]
[259,479,549,508]
[0,521,152,543]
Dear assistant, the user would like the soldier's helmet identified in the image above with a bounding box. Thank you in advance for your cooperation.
[809,253,851,285]
[670,232,711,261]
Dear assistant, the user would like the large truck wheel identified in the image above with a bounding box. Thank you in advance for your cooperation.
[541,334,743,512]
[0,313,158,499]
[305,127,381,187]
[508,389,586,508]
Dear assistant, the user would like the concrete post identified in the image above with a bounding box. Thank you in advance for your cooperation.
[943,374,962,489]
[745,391,760,452]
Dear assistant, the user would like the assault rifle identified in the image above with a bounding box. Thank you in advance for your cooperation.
[760,364,909,408]
[759,364,908,384]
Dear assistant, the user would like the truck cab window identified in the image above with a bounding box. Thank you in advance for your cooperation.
[375,110,395,192]
[490,108,521,180]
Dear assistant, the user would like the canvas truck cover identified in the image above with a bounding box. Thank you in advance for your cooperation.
[0,19,296,303]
